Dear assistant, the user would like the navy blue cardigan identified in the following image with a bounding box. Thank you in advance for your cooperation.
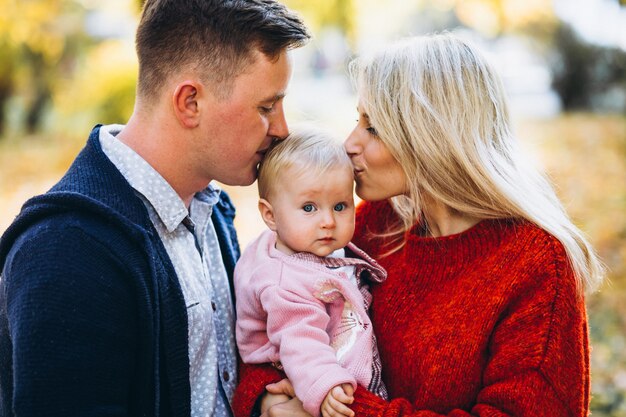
[0,126,241,417]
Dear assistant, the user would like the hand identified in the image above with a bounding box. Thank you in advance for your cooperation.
[262,396,312,417]
[260,378,297,415]
[321,383,355,417]
[261,393,292,413]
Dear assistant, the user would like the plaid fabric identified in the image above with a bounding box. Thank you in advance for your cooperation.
[368,333,388,399]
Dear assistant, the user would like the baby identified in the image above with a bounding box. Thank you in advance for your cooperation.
[234,127,388,417]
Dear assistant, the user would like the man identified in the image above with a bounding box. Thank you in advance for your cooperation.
[0,0,309,415]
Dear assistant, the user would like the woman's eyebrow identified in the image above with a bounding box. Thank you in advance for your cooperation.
[356,107,370,119]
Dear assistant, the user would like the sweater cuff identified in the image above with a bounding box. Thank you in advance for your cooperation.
[233,363,284,417]
[351,385,388,415]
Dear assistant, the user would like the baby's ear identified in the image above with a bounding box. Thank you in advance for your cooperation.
[258,198,277,231]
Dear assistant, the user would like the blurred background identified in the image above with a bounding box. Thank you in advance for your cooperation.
[0,0,624,414]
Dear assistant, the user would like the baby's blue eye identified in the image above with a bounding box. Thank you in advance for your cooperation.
[334,203,346,212]
[303,204,315,212]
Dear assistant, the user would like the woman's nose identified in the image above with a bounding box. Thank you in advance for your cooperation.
[344,129,360,156]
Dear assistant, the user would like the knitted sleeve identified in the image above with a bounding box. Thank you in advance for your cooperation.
[232,362,284,417]
[349,237,589,417]
[2,225,139,416]
[258,284,356,417]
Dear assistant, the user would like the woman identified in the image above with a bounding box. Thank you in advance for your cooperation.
[233,33,604,417]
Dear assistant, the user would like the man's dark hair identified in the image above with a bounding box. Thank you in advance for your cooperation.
[136,0,310,101]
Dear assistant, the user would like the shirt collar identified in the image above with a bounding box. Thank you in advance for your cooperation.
[99,124,220,233]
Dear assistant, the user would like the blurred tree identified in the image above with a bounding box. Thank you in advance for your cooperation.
[0,0,92,136]
[0,39,15,136]
[448,0,626,113]
[548,22,626,112]
[0,0,19,136]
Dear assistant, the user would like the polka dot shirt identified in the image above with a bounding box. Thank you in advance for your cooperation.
[100,125,237,417]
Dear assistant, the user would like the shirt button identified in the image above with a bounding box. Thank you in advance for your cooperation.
[223,371,230,382]
[211,301,217,311]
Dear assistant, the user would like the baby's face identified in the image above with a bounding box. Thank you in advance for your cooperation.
[269,165,355,257]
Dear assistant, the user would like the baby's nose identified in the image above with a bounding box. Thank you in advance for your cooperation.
[320,211,336,228]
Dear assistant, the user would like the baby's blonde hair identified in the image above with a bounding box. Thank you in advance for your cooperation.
[258,125,352,200]
[351,32,605,294]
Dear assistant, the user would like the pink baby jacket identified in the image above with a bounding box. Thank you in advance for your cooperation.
[234,230,387,417]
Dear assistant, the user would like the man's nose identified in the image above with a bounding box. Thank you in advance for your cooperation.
[268,103,289,140]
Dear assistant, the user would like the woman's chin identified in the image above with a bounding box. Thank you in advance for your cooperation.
[356,186,389,202]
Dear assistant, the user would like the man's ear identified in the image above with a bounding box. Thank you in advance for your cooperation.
[258,198,277,231]
[172,81,201,128]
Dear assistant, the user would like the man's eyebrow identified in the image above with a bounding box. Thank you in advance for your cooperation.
[356,107,370,120]
[260,93,286,104]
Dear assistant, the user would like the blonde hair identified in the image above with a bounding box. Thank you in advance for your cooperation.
[350,32,604,294]
[258,125,351,200]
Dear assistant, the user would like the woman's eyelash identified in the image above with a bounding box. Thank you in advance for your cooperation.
[357,116,378,136]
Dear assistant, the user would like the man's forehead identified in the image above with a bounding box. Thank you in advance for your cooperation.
[232,49,292,97]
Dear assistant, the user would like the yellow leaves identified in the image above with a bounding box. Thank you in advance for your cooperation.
[518,114,626,279]
[1,0,68,63]
[284,0,556,45]
[455,1,501,37]
[53,39,137,126]
[283,0,356,40]
[0,0,16,40]
[452,0,556,36]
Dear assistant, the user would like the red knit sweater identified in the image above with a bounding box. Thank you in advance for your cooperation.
[233,200,590,417]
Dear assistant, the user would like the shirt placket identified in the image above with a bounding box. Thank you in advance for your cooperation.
[192,200,236,416]
[99,128,232,416]
[204,220,237,408]
[178,217,219,417]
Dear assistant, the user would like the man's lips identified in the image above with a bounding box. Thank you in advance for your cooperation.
[257,137,281,157]
[256,147,271,162]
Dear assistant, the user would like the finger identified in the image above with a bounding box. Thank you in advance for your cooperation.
[332,387,354,404]
[265,380,285,394]
[266,378,296,396]
[269,397,311,417]
[321,401,339,417]
[327,393,355,417]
